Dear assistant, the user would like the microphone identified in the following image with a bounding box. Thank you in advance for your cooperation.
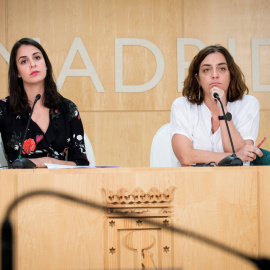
[213,92,243,166]
[1,219,13,270]
[11,94,41,169]
[1,189,270,270]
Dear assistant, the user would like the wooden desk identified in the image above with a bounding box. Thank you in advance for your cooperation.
[0,167,270,270]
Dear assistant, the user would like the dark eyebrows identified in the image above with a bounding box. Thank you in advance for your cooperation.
[201,62,228,68]
[217,62,228,66]
[17,51,42,62]
[201,64,211,67]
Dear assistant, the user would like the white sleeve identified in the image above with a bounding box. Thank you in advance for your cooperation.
[170,98,193,141]
[235,96,260,143]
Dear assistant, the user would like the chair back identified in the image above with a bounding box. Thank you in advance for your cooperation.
[150,123,180,167]
[0,134,8,167]
[84,133,96,166]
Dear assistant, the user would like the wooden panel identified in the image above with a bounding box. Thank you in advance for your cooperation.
[0,0,269,167]
[80,111,170,167]
[15,172,106,270]
[1,167,268,270]
[0,171,17,222]
[173,168,258,270]
[3,0,183,111]
[257,166,270,257]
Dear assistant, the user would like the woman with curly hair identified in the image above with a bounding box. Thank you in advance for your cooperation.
[170,45,262,166]
[0,38,89,168]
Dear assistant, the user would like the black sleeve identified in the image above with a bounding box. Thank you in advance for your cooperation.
[65,100,90,166]
[0,98,18,165]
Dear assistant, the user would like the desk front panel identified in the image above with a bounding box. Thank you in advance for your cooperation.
[0,167,267,270]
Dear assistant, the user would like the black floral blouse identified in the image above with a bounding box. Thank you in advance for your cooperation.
[0,96,89,166]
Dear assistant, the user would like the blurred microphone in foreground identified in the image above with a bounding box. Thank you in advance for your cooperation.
[1,189,270,270]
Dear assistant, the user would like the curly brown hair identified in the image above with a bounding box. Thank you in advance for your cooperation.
[182,45,249,105]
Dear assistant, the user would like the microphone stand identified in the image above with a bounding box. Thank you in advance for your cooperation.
[11,95,41,169]
[1,189,270,270]
[214,94,243,166]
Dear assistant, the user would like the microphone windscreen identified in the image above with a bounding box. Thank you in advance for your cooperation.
[213,92,219,99]
[35,94,41,101]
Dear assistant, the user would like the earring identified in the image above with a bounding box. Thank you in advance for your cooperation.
[198,85,201,101]
[228,87,231,100]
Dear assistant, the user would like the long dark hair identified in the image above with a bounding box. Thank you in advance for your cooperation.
[182,45,249,105]
[8,38,60,114]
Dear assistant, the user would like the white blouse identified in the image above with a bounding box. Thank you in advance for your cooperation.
[170,95,260,153]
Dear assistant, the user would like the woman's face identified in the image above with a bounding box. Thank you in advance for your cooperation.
[197,52,230,98]
[16,44,47,87]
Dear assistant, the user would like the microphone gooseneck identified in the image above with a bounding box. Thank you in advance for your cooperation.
[214,93,243,166]
[11,94,41,169]
[213,93,235,154]
[17,94,41,159]
[1,189,270,270]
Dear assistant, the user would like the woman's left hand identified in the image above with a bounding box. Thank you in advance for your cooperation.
[235,145,263,162]
[210,86,227,111]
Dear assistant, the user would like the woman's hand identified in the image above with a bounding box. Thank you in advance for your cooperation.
[29,157,55,168]
[29,157,77,168]
[235,145,263,162]
[210,86,227,112]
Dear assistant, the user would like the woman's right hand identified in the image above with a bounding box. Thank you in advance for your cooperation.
[235,145,263,162]
[29,157,77,168]
[29,157,54,168]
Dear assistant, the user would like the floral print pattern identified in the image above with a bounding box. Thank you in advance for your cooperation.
[0,96,89,166]
[7,132,22,151]
[22,138,36,155]
[69,102,79,120]
[50,108,60,120]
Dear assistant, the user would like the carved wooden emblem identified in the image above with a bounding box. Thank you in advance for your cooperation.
[102,186,176,217]
[106,218,175,270]
[103,187,177,269]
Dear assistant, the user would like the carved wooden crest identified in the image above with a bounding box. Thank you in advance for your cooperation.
[102,186,176,217]
[106,218,175,269]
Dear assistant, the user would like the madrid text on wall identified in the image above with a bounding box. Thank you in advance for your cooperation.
[1,38,269,92]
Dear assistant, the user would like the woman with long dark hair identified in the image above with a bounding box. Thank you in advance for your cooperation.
[171,45,262,166]
[0,38,89,167]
